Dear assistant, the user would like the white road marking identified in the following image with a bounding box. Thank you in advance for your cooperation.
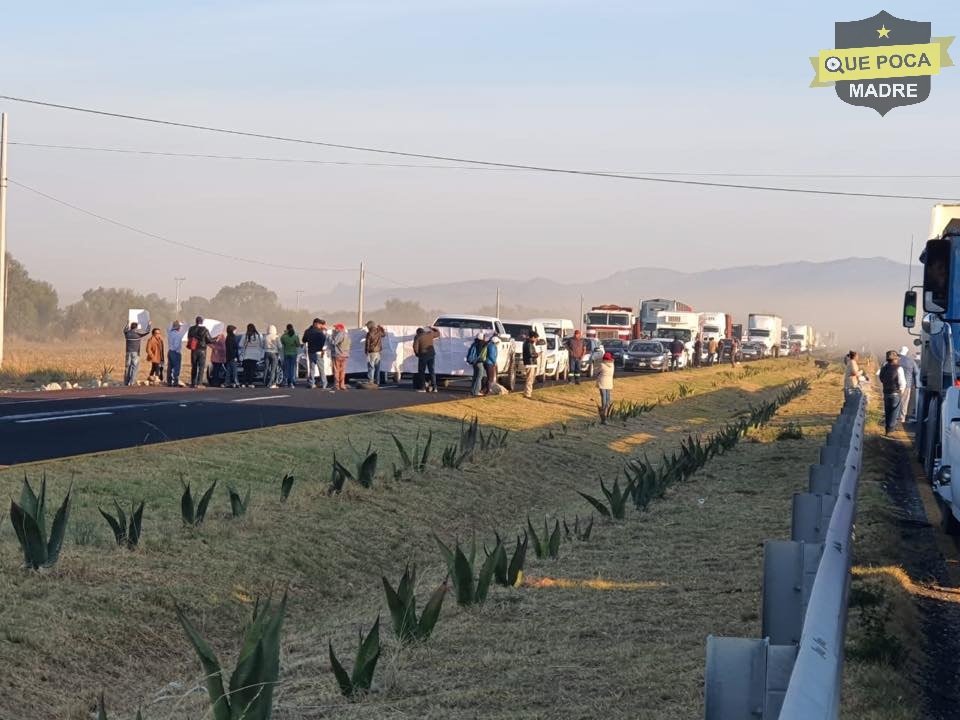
[16,412,114,424]
[0,401,183,422]
[232,395,291,403]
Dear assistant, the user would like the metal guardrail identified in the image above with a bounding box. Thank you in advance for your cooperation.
[704,389,867,719]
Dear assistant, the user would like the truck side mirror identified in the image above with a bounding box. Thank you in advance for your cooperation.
[903,290,917,328]
[923,239,951,313]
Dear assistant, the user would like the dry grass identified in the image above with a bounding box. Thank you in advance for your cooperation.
[0,358,887,719]
[1,337,119,389]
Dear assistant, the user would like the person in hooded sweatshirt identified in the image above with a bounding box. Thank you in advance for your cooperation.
[330,323,352,391]
[597,351,615,415]
[263,324,282,388]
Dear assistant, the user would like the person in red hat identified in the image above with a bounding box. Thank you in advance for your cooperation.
[597,351,615,416]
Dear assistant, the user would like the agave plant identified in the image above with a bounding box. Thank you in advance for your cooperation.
[563,514,593,541]
[329,448,378,493]
[578,476,634,520]
[526,515,562,558]
[176,593,286,720]
[677,383,694,398]
[488,531,527,587]
[392,431,432,478]
[181,478,217,526]
[228,486,251,518]
[97,693,143,719]
[330,616,381,698]
[280,473,295,501]
[99,500,144,549]
[479,426,509,451]
[434,534,499,606]
[441,444,470,469]
[9,474,72,570]
[382,565,446,641]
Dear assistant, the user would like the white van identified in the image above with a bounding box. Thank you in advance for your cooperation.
[528,317,576,340]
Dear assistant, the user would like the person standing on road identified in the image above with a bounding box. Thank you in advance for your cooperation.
[597,351,615,415]
[466,333,486,396]
[223,325,240,388]
[123,321,151,386]
[302,319,329,390]
[413,325,441,392]
[483,334,500,392]
[565,330,586,385]
[241,323,264,388]
[729,338,739,367]
[898,345,919,423]
[707,337,718,366]
[280,324,300,388]
[364,320,386,385]
[669,337,684,371]
[330,323,352,391]
[263,325,282,388]
[145,328,165,385]
[522,330,540,399]
[878,350,907,435]
[693,336,702,367]
[167,320,187,387]
[186,317,215,389]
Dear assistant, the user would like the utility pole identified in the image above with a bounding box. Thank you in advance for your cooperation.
[0,113,8,368]
[295,289,304,312]
[357,261,365,328]
[496,286,501,318]
[174,277,186,316]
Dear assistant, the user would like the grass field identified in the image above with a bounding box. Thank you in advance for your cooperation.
[0,337,118,389]
[0,358,912,718]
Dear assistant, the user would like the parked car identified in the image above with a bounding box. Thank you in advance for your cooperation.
[503,320,548,382]
[602,338,629,366]
[433,314,517,391]
[718,339,742,363]
[570,337,604,378]
[622,340,670,372]
[543,334,569,381]
[209,355,284,386]
[740,341,766,361]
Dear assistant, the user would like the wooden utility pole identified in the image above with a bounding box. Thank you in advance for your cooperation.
[0,114,8,368]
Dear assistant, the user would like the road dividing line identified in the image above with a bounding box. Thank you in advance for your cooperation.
[232,395,291,403]
[16,412,114,424]
[0,401,183,422]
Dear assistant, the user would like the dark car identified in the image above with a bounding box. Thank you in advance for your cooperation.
[719,339,742,363]
[740,341,766,361]
[602,339,629,366]
[622,340,670,372]
[208,357,285,387]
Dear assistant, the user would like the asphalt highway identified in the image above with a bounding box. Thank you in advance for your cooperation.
[0,380,467,466]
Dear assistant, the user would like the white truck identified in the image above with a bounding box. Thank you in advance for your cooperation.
[699,312,727,343]
[747,313,783,357]
[503,320,549,382]
[431,315,518,390]
[653,311,701,367]
[788,324,815,353]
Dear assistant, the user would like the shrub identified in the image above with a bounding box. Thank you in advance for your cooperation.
[181,479,217,526]
[489,531,528,586]
[99,500,144,549]
[527,516,562,558]
[280,473,295,501]
[329,617,381,698]
[578,477,634,520]
[434,534,499,605]
[9,474,72,569]
[382,565,446,641]
[563,514,593,541]
[329,447,378,493]
[228,486,251,518]
[392,431,432,479]
[776,422,804,440]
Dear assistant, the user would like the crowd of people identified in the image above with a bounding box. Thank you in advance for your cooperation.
[844,346,919,435]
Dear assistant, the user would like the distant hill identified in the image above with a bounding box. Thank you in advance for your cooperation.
[306,257,918,350]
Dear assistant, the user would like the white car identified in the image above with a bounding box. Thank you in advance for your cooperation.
[543,334,569,381]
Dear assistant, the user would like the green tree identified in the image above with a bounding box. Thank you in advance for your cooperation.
[62,287,175,335]
[5,253,60,335]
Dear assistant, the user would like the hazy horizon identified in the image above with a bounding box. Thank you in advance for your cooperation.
[3,1,959,309]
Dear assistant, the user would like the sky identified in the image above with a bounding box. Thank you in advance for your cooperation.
[3,0,960,306]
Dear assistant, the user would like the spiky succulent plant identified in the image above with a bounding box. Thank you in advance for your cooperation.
[99,500,144,549]
[9,474,72,570]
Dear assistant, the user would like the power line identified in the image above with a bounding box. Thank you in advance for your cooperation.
[0,94,955,201]
[11,141,960,180]
[8,178,356,273]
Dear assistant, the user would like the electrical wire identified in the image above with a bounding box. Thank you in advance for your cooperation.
[1,94,955,201]
[8,178,357,273]
[12,141,960,180]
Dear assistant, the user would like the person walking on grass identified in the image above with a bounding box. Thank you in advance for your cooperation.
[280,324,300,388]
[167,320,187,387]
[484,334,500,393]
[693,336,702,368]
[186,317,215,389]
[413,325,441,392]
[707,337,718,366]
[466,332,486,396]
[223,325,240,388]
[597,351,615,416]
[263,325,282,388]
[123,321,151,386]
[330,323,352,391]
[878,350,907,435]
[240,323,264,388]
[302,318,328,390]
[898,345,919,423]
[364,320,386,385]
[145,328,165,385]
[565,330,586,385]
[522,330,540,399]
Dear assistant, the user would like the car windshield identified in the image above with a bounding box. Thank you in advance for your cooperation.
[630,342,663,352]
[750,329,771,337]
[605,340,625,349]
[502,323,532,338]
[435,318,493,330]
[654,329,692,343]
[546,337,557,350]
[586,313,629,326]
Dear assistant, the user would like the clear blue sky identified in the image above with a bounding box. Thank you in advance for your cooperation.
[4,1,959,303]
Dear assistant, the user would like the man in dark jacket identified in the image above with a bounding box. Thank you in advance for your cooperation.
[413,326,441,392]
[898,345,919,423]
[879,350,907,434]
[565,331,586,385]
[693,336,703,368]
[186,317,214,388]
[302,319,328,389]
[123,321,151,386]
[364,320,386,385]
[522,330,540,399]
[669,338,685,371]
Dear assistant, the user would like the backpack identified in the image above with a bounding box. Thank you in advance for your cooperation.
[187,333,199,351]
[466,343,480,364]
[479,345,489,363]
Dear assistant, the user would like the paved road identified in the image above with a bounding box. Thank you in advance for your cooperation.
[0,381,468,466]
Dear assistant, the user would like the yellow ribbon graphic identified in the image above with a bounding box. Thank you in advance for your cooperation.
[810,36,954,87]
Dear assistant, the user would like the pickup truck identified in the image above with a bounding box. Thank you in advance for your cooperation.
[543,333,569,381]
[432,315,518,391]
[503,320,549,382]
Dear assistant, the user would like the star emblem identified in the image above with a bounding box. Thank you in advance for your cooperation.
[877,25,891,38]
